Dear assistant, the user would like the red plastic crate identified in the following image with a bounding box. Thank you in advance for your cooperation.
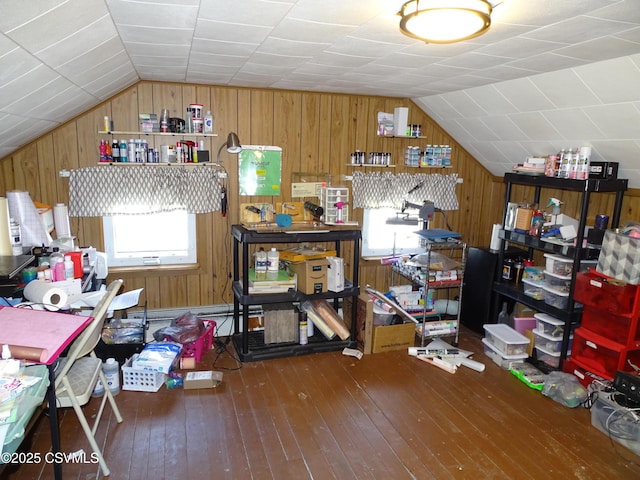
[562,358,608,389]
[180,320,216,363]
[581,306,640,348]
[571,327,640,380]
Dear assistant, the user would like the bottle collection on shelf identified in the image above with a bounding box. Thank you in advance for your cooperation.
[405,144,452,167]
[32,247,83,282]
[99,103,214,164]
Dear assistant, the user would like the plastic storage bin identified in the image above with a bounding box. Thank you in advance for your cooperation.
[482,338,528,369]
[180,320,216,363]
[534,313,564,337]
[533,328,572,353]
[122,354,166,392]
[543,270,571,293]
[571,327,640,380]
[483,323,530,356]
[534,345,563,368]
[542,284,571,309]
[543,253,596,277]
[523,266,545,282]
[522,277,545,300]
[591,392,640,456]
[580,306,640,346]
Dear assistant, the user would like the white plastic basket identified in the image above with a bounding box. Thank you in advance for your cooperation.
[122,354,165,392]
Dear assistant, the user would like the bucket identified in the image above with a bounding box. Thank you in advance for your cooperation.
[189,103,203,120]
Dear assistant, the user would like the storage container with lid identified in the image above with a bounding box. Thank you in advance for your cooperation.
[483,323,530,356]
[482,338,528,369]
[522,277,545,300]
[534,312,565,337]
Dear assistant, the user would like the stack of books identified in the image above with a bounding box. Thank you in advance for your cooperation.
[248,268,296,293]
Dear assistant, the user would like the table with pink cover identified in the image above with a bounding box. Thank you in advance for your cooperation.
[0,306,92,480]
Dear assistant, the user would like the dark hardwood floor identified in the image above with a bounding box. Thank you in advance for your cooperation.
[2,326,639,479]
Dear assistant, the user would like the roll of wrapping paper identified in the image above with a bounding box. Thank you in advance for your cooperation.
[5,345,48,363]
[0,197,11,255]
[6,190,52,247]
[310,299,351,340]
[53,203,71,237]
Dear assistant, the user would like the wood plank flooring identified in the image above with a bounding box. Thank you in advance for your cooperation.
[2,326,640,480]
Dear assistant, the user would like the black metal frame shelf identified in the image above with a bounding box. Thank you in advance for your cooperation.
[231,224,361,362]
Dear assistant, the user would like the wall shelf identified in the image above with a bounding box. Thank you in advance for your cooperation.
[346,164,396,168]
[98,130,217,137]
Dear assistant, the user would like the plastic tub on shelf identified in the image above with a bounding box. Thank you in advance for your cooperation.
[533,328,572,353]
[534,344,565,368]
[542,284,574,309]
[543,270,571,293]
[543,253,597,277]
[522,277,545,300]
[534,313,564,337]
[523,266,545,282]
[482,338,528,369]
[483,323,530,356]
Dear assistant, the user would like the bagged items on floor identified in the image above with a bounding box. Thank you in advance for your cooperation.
[153,311,205,344]
[541,371,587,408]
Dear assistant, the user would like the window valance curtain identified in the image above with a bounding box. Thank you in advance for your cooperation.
[68,165,223,216]
[351,171,459,211]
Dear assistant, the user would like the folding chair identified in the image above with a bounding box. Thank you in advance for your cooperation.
[54,279,124,476]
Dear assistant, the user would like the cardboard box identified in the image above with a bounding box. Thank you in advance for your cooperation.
[289,258,328,294]
[372,322,415,354]
[184,370,223,390]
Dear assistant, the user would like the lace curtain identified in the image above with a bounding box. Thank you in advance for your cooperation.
[351,171,459,210]
[68,165,224,216]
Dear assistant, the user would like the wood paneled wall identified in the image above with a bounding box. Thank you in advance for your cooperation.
[1,81,638,309]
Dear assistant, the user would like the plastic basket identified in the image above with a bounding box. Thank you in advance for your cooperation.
[180,320,216,363]
[122,354,165,392]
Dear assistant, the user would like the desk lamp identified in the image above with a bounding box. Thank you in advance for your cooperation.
[216,132,242,216]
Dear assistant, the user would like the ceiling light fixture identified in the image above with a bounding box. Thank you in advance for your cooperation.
[398,0,492,44]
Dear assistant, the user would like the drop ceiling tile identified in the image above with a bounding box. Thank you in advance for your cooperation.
[522,15,636,44]
[294,62,351,76]
[312,51,375,68]
[192,38,258,57]
[590,0,640,23]
[464,85,519,116]
[118,25,193,44]
[577,56,640,103]
[0,68,62,113]
[439,52,515,70]
[4,0,108,53]
[189,53,247,68]
[195,19,271,43]
[35,15,118,69]
[33,86,97,122]
[327,36,403,58]
[508,112,563,141]
[542,108,605,141]
[108,0,198,28]
[553,37,640,62]
[507,52,590,72]
[583,103,640,138]
[198,0,292,26]
[439,91,487,118]
[477,37,566,59]
[482,116,529,141]
[60,51,132,89]
[590,139,640,168]
[520,141,561,157]
[289,0,388,24]
[489,141,529,164]
[530,70,601,108]
[493,0,606,26]
[473,65,540,82]
[0,47,42,85]
[3,76,76,117]
[455,117,501,142]
[493,78,555,112]
[249,52,313,68]
[416,96,465,121]
[258,37,330,57]
[270,17,355,43]
[126,43,190,57]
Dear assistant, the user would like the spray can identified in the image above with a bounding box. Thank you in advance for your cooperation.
[299,309,308,345]
[119,139,128,162]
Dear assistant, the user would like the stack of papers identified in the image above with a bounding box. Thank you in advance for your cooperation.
[248,268,296,293]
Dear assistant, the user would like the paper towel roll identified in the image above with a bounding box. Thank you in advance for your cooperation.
[54,203,71,238]
[490,224,502,251]
[24,279,69,310]
[0,197,12,256]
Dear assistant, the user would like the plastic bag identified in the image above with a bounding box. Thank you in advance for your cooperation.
[152,311,204,344]
[541,371,587,408]
[407,252,460,271]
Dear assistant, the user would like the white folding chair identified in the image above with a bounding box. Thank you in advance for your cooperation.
[54,279,124,476]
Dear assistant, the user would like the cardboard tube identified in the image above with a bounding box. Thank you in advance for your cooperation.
[6,345,48,363]
[0,197,12,256]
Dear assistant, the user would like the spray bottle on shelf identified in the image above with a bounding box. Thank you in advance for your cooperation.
[335,196,346,223]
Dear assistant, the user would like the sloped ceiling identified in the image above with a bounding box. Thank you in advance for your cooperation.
[2,0,640,186]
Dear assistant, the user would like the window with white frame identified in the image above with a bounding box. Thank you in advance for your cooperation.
[361,207,424,258]
[103,210,197,267]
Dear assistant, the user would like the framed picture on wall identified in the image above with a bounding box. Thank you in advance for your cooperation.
[238,146,282,196]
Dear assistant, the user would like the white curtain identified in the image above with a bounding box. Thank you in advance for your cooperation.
[68,165,224,216]
[351,171,459,211]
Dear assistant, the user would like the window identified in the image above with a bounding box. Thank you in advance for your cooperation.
[361,207,424,258]
[103,210,197,267]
